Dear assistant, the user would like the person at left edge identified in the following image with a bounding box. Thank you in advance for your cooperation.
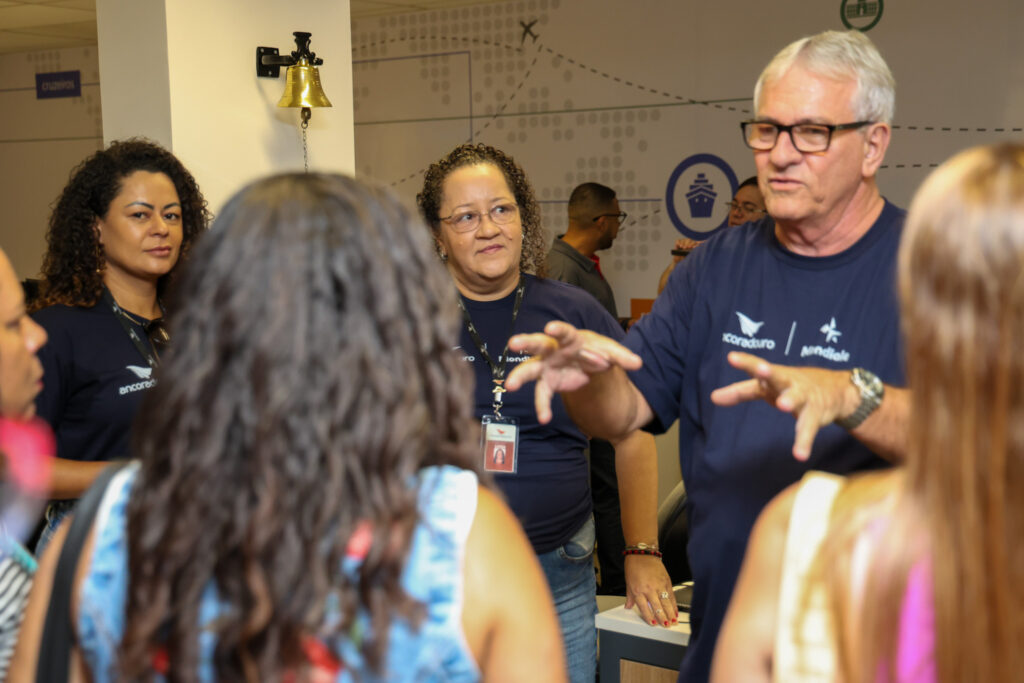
[29,139,210,553]
[418,144,675,683]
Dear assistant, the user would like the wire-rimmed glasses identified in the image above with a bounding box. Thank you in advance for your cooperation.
[439,203,520,233]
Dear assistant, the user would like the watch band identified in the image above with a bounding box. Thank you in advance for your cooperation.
[835,368,884,430]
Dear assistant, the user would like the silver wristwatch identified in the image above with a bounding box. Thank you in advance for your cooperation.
[835,368,884,430]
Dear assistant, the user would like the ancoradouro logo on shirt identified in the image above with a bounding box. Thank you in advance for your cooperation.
[119,365,156,395]
[722,311,776,350]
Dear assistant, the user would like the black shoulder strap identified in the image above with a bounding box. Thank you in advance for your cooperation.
[36,463,126,682]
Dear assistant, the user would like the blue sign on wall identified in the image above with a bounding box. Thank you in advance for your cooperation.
[665,153,739,240]
[35,71,81,99]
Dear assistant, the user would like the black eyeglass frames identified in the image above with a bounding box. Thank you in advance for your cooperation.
[740,120,874,153]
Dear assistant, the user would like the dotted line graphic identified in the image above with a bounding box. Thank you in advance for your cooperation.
[354,35,525,54]
[892,125,1023,133]
[352,34,1023,186]
[470,51,539,138]
[626,206,663,228]
[374,39,541,187]
[880,162,940,170]
[541,46,753,115]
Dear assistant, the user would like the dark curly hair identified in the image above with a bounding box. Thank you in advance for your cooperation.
[118,174,485,681]
[32,138,210,310]
[416,143,547,278]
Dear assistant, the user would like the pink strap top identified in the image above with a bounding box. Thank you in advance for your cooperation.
[892,559,936,682]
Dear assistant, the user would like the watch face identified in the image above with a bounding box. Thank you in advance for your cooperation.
[853,368,883,398]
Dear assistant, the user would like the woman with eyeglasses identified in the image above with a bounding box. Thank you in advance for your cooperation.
[418,144,674,682]
[29,139,209,553]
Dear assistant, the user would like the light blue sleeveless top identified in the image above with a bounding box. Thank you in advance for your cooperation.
[77,464,481,681]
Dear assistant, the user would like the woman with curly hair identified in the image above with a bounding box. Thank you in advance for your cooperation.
[418,144,672,682]
[30,139,209,552]
[11,173,565,681]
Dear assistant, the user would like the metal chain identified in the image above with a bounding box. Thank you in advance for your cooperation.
[301,119,309,173]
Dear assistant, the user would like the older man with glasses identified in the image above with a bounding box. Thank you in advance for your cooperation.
[507,30,908,682]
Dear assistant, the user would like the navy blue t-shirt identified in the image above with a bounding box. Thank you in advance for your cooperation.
[626,201,906,682]
[458,273,623,554]
[33,303,158,465]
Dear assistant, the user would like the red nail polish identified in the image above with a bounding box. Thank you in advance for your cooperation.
[663,621,669,626]
[651,620,657,625]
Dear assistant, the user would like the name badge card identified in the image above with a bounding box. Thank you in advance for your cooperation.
[481,415,519,474]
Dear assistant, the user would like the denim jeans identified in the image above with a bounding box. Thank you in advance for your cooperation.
[537,516,597,683]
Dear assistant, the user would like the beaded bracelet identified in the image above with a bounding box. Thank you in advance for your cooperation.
[622,543,663,559]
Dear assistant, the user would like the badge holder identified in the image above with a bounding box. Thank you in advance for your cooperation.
[481,414,518,473]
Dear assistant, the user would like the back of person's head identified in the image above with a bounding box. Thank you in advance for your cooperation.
[754,30,895,124]
[840,144,1024,682]
[35,138,210,310]
[568,182,617,223]
[901,142,1024,495]
[120,173,481,679]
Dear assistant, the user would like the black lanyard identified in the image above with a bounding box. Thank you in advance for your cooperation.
[457,278,527,415]
[101,287,166,370]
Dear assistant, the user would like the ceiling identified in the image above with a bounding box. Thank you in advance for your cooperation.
[0,0,502,55]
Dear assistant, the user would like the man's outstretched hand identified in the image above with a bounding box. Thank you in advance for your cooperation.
[710,351,855,461]
[505,321,642,424]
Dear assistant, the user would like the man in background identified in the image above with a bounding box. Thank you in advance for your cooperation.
[547,182,629,594]
[548,182,625,320]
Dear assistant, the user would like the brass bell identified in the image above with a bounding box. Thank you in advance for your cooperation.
[277,56,332,109]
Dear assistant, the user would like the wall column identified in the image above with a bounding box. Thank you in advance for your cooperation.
[96,0,354,214]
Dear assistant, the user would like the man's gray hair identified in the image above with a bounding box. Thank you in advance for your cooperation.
[753,30,895,124]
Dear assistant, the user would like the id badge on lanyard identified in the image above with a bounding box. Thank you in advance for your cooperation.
[481,413,519,474]
[458,279,527,475]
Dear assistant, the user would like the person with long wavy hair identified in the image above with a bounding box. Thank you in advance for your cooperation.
[418,143,672,682]
[11,173,565,682]
[712,142,1024,681]
[30,138,210,553]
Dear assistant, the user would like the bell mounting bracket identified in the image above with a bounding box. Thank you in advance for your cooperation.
[256,32,323,78]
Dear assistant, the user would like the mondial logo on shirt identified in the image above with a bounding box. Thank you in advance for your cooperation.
[722,312,776,350]
[800,317,851,362]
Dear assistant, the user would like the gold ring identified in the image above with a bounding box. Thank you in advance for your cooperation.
[660,591,671,600]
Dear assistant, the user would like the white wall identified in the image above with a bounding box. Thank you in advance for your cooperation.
[0,1,355,282]
[98,0,355,217]
[0,47,102,279]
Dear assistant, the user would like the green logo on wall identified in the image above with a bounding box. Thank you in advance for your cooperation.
[840,0,883,32]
